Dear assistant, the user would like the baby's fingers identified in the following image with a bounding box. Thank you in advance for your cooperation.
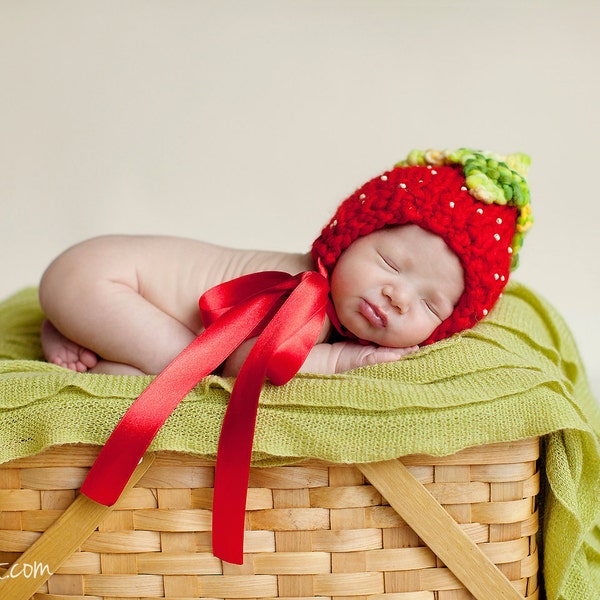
[363,345,419,366]
[385,345,419,357]
[333,342,419,373]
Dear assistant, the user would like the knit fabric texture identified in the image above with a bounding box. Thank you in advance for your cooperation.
[0,286,599,600]
[312,148,533,344]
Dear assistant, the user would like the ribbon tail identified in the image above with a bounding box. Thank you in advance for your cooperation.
[211,363,266,564]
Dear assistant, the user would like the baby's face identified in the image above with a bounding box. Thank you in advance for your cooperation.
[329,224,464,347]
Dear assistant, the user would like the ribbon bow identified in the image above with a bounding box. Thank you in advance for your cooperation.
[80,270,329,564]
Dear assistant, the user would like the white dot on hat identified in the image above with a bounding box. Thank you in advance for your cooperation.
[399,183,407,189]
[477,208,484,215]
[381,175,388,181]
[496,217,503,224]
[482,309,489,316]
[494,233,501,241]
[449,201,455,208]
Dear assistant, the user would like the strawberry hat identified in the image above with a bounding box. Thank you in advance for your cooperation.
[311,148,533,345]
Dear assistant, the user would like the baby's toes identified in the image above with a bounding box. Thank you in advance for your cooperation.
[79,348,98,370]
[72,360,90,373]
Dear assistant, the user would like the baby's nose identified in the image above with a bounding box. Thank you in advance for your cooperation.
[383,284,411,313]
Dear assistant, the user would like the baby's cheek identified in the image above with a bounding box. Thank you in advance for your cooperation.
[384,320,432,349]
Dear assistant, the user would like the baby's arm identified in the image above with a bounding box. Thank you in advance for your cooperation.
[222,339,417,377]
[299,341,418,374]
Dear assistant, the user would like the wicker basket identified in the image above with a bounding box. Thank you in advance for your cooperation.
[0,438,540,599]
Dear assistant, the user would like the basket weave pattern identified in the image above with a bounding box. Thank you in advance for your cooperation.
[0,439,539,599]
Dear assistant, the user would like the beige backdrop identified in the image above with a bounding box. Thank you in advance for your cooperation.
[1,1,599,397]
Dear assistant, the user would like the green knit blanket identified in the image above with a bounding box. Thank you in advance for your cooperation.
[0,284,599,600]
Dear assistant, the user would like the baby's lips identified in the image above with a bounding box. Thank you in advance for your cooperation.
[359,299,388,328]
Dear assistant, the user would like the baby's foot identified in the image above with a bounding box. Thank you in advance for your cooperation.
[41,320,98,372]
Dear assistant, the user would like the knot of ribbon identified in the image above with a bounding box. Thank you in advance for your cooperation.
[80,270,330,564]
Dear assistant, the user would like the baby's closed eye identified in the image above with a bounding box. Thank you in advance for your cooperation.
[378,253,399,273]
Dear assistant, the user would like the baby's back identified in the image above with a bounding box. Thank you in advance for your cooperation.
[43,235,315,335]
[135,235,314,332]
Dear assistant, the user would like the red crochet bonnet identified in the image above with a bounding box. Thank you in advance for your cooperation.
[311,148,533,344]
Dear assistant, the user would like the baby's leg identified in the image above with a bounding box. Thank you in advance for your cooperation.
[40,279,198,375]
[90,360,147,376]
[39,238,199,375]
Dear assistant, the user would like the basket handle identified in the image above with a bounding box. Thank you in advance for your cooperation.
[0,452,155,600]
[358,459,524,600]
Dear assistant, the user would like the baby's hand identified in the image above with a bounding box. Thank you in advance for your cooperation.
[332,341,419,373]
[300,341,418,375]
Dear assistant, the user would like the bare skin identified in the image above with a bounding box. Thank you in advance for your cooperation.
[39,234,428,376]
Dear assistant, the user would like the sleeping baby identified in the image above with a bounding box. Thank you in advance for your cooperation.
[39,148,532,378]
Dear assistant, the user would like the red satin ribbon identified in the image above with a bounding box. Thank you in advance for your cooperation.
[80,270,329,564]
